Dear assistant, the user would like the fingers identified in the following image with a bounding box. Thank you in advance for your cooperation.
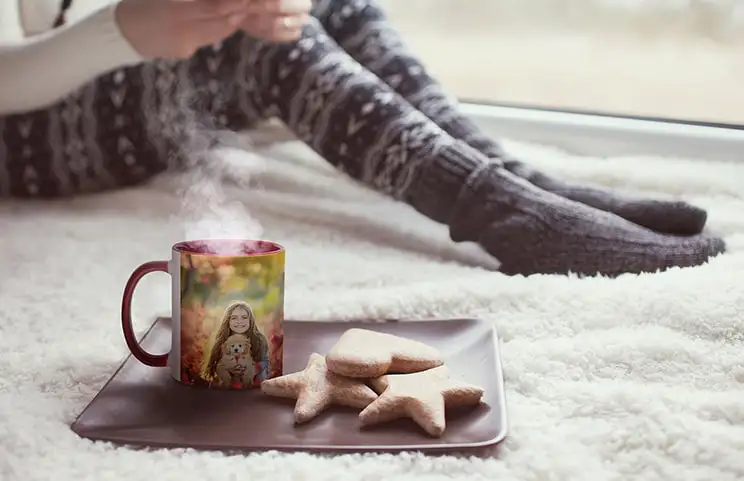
[189,14,243,48]
[242,0,312,41]
[178,0,312,19]
[179,0,250,19]
[240,13,308,41]
[170,0,309,49]
[244,0,312,16]
[268,14,308,41]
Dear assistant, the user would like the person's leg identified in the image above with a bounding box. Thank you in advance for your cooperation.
[0,66,167,198]
[309,0,708,236]
[3,24,723,276]
[230,20,723,277]
[0,44,260,198]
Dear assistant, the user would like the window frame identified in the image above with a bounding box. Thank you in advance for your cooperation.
[464,101,744,164]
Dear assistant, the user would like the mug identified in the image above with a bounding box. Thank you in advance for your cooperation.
[121,239,285,389]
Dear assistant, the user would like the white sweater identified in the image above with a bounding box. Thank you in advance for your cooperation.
[0,0,142,116]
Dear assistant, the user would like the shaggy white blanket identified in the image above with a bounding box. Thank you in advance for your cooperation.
[1,125,743,481]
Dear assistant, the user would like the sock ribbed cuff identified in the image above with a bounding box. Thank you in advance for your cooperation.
[402,139,490,225]
[447,162,505,243]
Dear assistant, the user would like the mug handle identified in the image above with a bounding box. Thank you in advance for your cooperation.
[121,260,170,367]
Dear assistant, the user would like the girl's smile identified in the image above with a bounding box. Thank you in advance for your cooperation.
[229,307,252,334]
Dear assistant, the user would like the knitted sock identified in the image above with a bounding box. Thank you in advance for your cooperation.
[450,162,725,277]
[245,22,725,276]
[500,159,708,236]
[311,0,709,236]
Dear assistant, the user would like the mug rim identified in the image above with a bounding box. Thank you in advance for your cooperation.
[172,239,284,257]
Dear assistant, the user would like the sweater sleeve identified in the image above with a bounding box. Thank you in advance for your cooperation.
[0,3,143,116]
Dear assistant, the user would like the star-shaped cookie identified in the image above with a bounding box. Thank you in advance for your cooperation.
[358,365,484,437]
[261,352,378,424]
[325,328,444,378]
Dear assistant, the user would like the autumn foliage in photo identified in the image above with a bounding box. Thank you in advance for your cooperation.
[179,251,285,388]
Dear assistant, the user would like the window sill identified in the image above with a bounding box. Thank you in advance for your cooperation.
[463,102,744,164]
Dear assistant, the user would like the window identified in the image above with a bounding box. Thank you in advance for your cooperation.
[380,0,744,125]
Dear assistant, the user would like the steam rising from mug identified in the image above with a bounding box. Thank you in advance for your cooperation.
[163,82,266,256]
[179,144,265,245]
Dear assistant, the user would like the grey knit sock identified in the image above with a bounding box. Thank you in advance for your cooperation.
[448,162,725,277]
[311,0,709,236]
[502,159,708,236]
[241,22,724,277]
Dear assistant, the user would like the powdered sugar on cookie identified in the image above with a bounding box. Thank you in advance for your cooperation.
[260,329,487,437]
[260,352,378,424]
[359,365,485,437]
[325,328,444,378]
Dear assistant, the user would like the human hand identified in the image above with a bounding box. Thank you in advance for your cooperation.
[237,0,312,42]
[115,0,251,60]
[229,364,247,376]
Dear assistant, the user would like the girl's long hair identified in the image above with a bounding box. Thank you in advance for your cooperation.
[202,301,268,380]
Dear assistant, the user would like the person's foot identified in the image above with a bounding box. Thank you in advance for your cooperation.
[502,159,708,236]
[449,165,725,277]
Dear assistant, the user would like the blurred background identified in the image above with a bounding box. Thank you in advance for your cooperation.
[377,0,744,124]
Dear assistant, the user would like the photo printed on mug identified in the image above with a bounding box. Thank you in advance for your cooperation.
[178,247,285,389]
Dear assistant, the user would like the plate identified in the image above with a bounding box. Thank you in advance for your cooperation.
[71,317,507,453]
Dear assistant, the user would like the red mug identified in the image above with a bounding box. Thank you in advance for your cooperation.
[121,239,285,389]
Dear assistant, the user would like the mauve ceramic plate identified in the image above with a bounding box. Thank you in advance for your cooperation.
[71,317,508,453]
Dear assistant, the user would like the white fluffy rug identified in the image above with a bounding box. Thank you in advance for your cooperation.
[1,128,744,481]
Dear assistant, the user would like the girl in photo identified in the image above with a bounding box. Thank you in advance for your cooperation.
[203,301,269,388]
